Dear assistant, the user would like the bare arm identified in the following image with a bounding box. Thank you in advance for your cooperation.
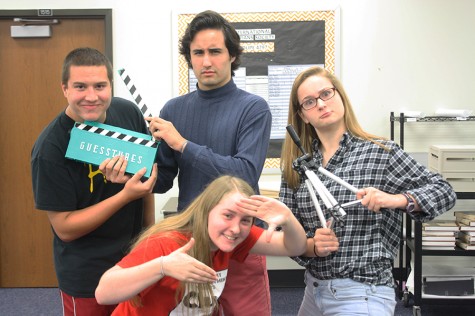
[95,238,218,305]
[145,117,187,152]
[357,187,420,213]
[301,228,339,257]
[236,196,307,257]
[48,164,157,242]
[143,193,156,228]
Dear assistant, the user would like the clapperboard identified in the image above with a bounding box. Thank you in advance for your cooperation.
[118,68,153,118]
[65,68,158,177]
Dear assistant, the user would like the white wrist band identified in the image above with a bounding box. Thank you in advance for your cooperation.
[180,140,188,153]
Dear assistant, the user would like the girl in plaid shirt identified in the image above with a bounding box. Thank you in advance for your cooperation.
[280,66,456,316]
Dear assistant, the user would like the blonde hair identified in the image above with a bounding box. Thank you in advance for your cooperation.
[280,66,387,189]
[129,175,255,314]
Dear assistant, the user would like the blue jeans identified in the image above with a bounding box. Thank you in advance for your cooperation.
[298,270,396,316]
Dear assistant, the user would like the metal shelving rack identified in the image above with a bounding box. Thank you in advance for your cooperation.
[390,112,475,316]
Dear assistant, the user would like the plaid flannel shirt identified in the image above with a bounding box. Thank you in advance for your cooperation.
[280,133,456,287]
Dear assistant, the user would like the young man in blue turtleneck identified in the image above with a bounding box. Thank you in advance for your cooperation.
[147,10,272,316]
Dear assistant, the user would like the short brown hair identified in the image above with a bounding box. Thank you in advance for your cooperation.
[61,47,113,85]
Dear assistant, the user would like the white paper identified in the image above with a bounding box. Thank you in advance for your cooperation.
[435,109,472,117]
[402,111,425,118]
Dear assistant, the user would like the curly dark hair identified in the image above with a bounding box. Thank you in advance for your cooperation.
[179,10,243,76]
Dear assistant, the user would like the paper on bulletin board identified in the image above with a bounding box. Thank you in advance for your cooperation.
[173,9,340,160]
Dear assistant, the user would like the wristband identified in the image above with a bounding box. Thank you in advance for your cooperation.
[402,193,416,213]
[180,140,188,153]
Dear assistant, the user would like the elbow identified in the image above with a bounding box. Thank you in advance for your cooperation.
[95,286,112,306]
[54,230,77,243]
[47,212,82,243]
[49,221,81,242]
[94,266,124,305]
[95,290,105,305]
[95,291,107,306]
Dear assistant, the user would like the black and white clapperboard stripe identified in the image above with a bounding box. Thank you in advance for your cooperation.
[118,68,154,118]
[75,123,159,148]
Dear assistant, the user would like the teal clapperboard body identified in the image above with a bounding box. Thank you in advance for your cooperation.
[65,121,159,178]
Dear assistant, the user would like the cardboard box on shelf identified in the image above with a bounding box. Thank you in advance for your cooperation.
[429,145,475,192]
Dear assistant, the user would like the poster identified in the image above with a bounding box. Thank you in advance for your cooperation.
[174,9,339,167]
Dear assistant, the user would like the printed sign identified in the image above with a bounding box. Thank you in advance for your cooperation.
[65,121,159,177]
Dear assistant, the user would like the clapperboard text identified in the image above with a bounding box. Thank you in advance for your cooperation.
[78,141,144,164]
[65,121,159,178]
[76,123,156,163]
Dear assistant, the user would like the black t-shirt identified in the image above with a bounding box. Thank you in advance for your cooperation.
[31,97,149,297]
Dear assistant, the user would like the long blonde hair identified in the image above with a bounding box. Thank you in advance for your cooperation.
[281,66,387,189]
[130,175,255,314]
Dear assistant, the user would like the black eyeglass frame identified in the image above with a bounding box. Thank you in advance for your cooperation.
[299,87,336,111]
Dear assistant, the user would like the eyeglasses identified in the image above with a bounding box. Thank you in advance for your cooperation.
[299,88,336,110]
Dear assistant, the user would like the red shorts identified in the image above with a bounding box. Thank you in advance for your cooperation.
[60,290,117,316]
[219,253,271,316]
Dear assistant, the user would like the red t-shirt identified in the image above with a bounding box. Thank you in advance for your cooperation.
[112,226,263,316]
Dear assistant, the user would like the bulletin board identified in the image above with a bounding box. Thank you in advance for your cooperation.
[172,9,340,170]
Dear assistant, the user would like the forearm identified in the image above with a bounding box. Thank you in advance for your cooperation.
[387,146,456,219]
[153,145,178,194]
[95,257,165,305]
[143,194,156,227]
[302,238,317,257]
[407,180,456,220]
[183,110,271,188]
[47,190,133,242]
[185,141,265,187]
[281,216,307,256]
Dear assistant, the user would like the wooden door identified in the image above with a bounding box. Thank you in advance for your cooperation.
[0,10,111,287]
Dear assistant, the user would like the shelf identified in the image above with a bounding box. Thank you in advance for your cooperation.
[417,297,475,304]
[407,238,475,256]
[390,115,475,123]
[390,111,475,311]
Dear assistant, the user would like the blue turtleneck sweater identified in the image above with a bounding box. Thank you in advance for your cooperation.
[154,79,272,211]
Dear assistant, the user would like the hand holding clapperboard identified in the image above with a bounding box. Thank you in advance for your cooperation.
[65,69,159,178]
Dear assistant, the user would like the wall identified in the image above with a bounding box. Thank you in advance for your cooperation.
[3,0,475,261]
[4,0,475,145]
